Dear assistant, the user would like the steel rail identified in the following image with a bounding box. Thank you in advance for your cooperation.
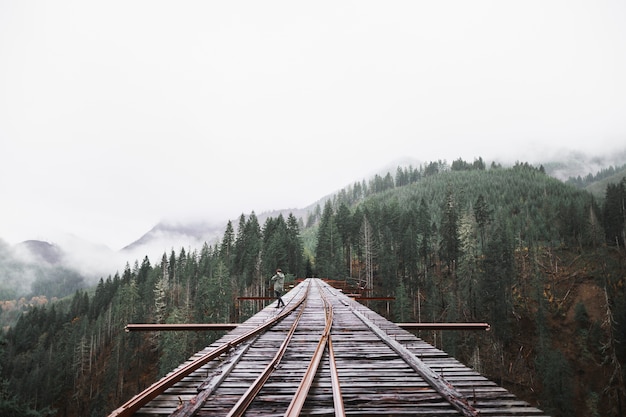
[323,283,346,417]
[170,335,259,417]
[125,323,238,332]
[346,301,480,417]
[285,279,344,417]
[327,335,344,416]
[225,284,310,417]
[107,281,309,417]
[124,322,490,332]
[397,322,491,331]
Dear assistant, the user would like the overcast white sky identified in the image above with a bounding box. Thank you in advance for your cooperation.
[1,1,626,251]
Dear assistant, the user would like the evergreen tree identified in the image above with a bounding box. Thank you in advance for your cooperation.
[603,179,626,247]
[220,220,235,269]
[360,214,375,291]
[377,224,397,294]
[262,215,288,276]
[286,213,304,276]
[458,211,479,319]
[234,213,262,290]
[473,157,486,170]
[158,308,189,377]
[479,219,514,343]
[474,193,491,250]
[315,201,343,278]
[376,200,401,294]
[399,209,419,290]
[535,349,574,416]
[335,203,353,276]
[393,279,411,322]
[440,189,459,273]
[395,166,409,187]
[416,197,431,277]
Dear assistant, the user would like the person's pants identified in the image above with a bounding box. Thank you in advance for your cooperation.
[274,290,284,307]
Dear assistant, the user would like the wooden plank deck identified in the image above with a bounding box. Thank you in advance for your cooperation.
[130,279,549,417]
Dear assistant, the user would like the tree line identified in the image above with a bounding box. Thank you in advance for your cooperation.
[1,159,624,417]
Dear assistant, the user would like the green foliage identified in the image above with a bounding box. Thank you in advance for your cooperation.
[158,309,190,377]
[585,391,601,417]
[303,159,624,415]
[566,163,626,189]
[574,302,590,327]
[439,189,460,271]
[573,302,603,360]
[2,157,625,416]
[457,212,479,319]
[603,178,626,247]
[0,239,86,301]
[479,219,515,343]
[234,213,262,289]
[315,201,344,278]
[393,279,410,322]
[535,348,575,416]
[0,208,307,416]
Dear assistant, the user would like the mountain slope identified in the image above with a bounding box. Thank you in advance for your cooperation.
[583,166,626,198]
[1,160,625,417]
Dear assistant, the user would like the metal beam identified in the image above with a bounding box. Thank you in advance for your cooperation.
[345,295,395,300]
[125,323,238,332]
[397,322,490,331]
[125,322,490,332]
[236,297,275,300]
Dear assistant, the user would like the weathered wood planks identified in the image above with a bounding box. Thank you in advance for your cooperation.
[131,279,549,417]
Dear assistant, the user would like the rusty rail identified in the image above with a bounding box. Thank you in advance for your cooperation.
[285,279,344,416]
[113,279,490,417]
[346,301,480,417]
[225,287,310,417]
[107,281,309,417]
[397,322,490,331]
[125,323,238,332]
[125,322,490,332]
[323,284,345,417]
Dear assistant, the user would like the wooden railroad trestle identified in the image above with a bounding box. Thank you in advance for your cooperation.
[110,279,548,417]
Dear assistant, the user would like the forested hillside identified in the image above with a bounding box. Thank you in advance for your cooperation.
[1,160,625,417]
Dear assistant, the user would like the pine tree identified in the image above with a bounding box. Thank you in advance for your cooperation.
[440,189,459,273]
[474,193,491,251]
[286,213,304,276]
[315,201,343,278]
[479,219,514,343]
[262,215,288,276]
[220,220,235,268]
[416,197,431,277]
[603,180,626,248]
[393,279,411,322]
[360,214,375,291]
[458,211,479,319]
[335,203,353,277]
[234,213,262,291]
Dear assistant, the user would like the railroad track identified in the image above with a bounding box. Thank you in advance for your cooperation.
[109,279,547,417]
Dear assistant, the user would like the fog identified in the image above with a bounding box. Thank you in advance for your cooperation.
[1,1,625,252]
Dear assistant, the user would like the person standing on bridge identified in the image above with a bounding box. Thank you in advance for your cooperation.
[270,268,285,308]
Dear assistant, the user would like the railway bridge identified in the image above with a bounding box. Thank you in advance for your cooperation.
[109,278,548,417]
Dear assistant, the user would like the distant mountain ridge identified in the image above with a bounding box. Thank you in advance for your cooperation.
[3,150,625,301]
[122,150,626,258]
[4,152,625,417]
[121,221,224,253]
[122,207,313,256]
[540,148,626,181]
[17,240,62,264]
[582,166,626,197]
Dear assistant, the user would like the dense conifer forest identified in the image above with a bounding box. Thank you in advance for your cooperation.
[1,159,625,417]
